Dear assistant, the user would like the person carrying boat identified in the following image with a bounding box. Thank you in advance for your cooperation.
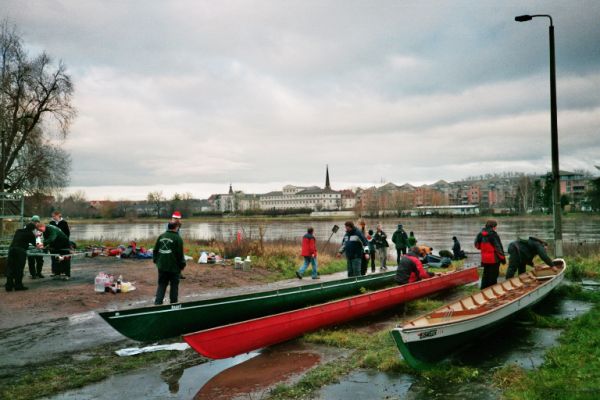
[36,222,73,280]
[337,221,369,277]
[153,222,186,305]
[373,224,389,271]
[452,236,466,260]
[391,224,408,262]
[296,227,319,279]
[395,247,433,285]
[474,219,505,289]
[506,237,554,279]
[4,222,37,291]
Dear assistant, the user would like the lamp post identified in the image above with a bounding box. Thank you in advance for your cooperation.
[515,14,563,257]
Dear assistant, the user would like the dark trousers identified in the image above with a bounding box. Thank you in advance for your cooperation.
[480,262,500,289]
[51,248,71,277]
[396,247,407,263]
[28,256,44,277]
[360,256,368,276]
[506,243,525,279]
[155,270,180,304]
[6,248,27,290]
[370,250,376,272]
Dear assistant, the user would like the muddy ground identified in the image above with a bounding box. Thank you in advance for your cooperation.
[0,256,281,331]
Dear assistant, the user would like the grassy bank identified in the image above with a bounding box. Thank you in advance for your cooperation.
[495,284,600,400]
[78,238,348,281]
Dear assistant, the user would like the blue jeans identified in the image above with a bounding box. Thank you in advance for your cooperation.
[347,258,362,277]
[298,256,318,278]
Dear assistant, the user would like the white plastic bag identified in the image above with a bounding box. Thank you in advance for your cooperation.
[199,251,208,264]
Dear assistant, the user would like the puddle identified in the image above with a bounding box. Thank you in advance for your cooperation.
[46,352,259,400]
[194,347,321,399]
[316,369,415,399]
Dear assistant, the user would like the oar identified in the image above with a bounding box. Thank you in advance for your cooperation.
[320,224,339,254]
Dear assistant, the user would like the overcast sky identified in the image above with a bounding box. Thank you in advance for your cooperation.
[3,0,600,200]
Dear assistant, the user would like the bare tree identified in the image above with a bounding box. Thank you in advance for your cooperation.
[0,20,76,193]
[147,191,165,218]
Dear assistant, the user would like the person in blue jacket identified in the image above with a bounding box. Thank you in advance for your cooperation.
[337,221,369,277]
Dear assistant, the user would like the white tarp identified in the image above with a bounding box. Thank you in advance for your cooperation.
[115,342,190,356]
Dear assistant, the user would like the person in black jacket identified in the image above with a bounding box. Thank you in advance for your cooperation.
[49,211,70,277]
[452,236,466,260]
[5,223,37,291]
[373,224,389,271]
[506,237,554,279]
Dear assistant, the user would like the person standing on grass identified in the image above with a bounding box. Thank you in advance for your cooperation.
[407,231,417,247]
[153,222,186,305]
[337,221,369,277]
[295,227,319,280]
[474,219,505,289]
[373,224,389,272]
[5,223,37,291]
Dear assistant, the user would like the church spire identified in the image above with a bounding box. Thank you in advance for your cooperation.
[228,183,233,195]
[325,165,331,190]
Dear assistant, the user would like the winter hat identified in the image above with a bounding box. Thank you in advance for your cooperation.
[31,215,41,222]
[398,224,403,229]
[172,211,182,219]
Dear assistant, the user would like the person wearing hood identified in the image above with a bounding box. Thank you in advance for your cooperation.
[395,246,433,285]
[5,222,37,291]
[452,236,466,260]
[506,237,554,279]
[474,219,505,289]
[391,224,409,262]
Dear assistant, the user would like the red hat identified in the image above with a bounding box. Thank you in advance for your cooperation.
[172,211,182,219]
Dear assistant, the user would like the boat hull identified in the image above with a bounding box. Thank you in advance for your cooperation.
[391,260,566,369]
[183,268,479,359]
[99,271,397,341]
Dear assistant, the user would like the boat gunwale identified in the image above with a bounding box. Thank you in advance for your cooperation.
[398,259,566,333]
[100,271,397,320]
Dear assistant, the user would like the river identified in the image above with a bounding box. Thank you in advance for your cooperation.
[70,217,600,253]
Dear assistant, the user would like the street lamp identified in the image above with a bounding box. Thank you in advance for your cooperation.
[515,14,563,257]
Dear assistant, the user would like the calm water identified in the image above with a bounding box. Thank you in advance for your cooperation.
[70,218,600,252]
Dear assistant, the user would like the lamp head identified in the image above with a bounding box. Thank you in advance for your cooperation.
[515,15,533,22]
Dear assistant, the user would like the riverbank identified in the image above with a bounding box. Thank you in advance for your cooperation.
[68,213,600,225]
[1,251,599,399]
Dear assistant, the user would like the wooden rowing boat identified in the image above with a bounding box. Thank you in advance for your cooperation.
[390,259,566,369]
[183,267,479,359]
[99,271,397,341]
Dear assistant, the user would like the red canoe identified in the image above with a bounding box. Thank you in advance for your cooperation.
[184,268,479,359]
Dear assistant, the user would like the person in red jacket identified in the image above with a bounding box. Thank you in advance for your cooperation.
[395,247,433,285]
[296,227,319,279]
[474,219,506,289]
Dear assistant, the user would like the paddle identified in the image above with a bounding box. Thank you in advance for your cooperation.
[320,224,339,254]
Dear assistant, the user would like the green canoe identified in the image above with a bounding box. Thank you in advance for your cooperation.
[99,271,396,341]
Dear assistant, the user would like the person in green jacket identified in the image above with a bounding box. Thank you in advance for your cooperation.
[153,223,186,305]
[408,231,417,247]
[5,223,37,291]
